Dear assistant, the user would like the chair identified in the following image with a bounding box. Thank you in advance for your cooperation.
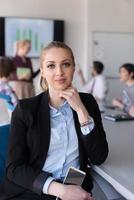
[0,124,10,183]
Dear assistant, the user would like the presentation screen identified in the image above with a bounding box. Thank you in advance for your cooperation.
[0,17,64,57]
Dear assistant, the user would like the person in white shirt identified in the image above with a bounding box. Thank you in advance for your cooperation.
[78,61,108,110]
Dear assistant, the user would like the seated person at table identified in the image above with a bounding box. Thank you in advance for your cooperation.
[1,41,108,200]
[0,57,18,107]
[112,63,134,113]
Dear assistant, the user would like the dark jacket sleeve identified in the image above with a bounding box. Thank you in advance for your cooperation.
[81,94,108,165]
[32,69,40,79]
[6,102,51,195]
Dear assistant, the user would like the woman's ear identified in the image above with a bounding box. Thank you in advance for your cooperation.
[40,67,44,77]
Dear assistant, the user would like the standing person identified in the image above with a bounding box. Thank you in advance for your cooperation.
[12,39,40,99]
[78,61,108,110]
[0,57,18,107]
[1,41,108,200]
[112,63,134,113]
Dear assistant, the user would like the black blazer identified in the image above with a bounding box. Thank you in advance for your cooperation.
[2,91,108,199]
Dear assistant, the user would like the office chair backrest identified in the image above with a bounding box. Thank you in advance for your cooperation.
[0,124,10,183]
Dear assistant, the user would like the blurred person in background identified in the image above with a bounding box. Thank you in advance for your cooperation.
[12,39,40,99]
[112,63,134,113]
[78,61,108,110]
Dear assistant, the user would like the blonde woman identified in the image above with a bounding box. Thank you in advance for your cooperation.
[1,41,108,200]
[12,39,39,99]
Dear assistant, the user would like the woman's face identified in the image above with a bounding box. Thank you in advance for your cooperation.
[40,47,75,92]
[21,43,31,56]
[119,67,133,83]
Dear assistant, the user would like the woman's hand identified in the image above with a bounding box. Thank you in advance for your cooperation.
[76,68,86,85]
[61,184,95,200]
[112,98,124,109]
[129,106,134,117]
[59,87,91,124]
[77,68,83,76]
[59,87,84,113]
[48,181,95,200]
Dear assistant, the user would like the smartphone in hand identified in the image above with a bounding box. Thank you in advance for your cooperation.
[56,167,86,200]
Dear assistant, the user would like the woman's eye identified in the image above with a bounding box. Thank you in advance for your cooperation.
[63,62,71,67]
[47,64,55,69]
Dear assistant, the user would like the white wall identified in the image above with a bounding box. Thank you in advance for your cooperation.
[89,0,134,32]
[87,0,134,69]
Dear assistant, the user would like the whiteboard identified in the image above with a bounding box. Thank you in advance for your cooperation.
[93,32,134,77]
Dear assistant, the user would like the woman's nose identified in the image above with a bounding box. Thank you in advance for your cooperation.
[56,66,64,75]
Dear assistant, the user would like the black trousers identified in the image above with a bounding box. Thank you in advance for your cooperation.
[0,192,56,200]
[0,190,56,200]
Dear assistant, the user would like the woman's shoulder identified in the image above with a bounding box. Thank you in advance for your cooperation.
[17,92,46,112]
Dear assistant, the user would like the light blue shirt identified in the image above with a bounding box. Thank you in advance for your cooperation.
[42,101,94,194]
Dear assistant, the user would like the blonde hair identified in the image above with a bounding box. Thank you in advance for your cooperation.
[40,41,75,91]
[16,39,31,54]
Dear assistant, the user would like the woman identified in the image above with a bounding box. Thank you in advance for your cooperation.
[12,39,39,99]
[2,41,108,200]
[112,63,134,113]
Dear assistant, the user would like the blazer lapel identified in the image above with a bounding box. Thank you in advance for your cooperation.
[38,91,51,166]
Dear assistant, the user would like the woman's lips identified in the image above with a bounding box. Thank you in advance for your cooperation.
[55,79,66,84]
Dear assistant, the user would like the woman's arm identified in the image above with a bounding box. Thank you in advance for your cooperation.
[129,106,134,117]
[79,94,109,165]
[112,98,124,109]
[6,103,51,195]
[77,68,87,85]
[32,69,40,79]
[47,181,94,200]
[60,88,108,165]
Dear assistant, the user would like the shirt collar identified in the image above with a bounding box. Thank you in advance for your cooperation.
[49,100,69,115]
